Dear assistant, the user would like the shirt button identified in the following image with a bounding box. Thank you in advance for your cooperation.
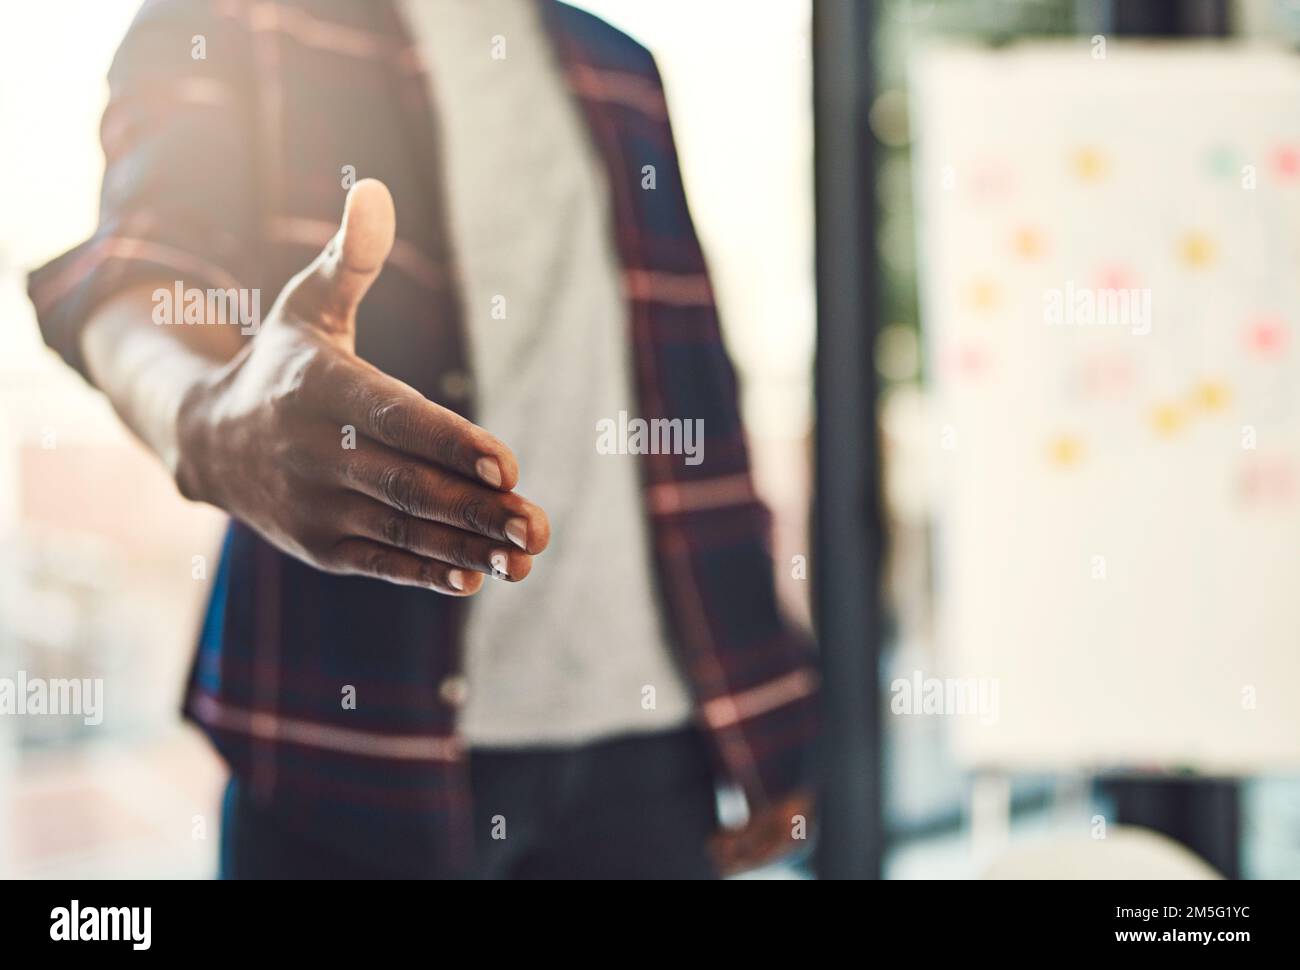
[438,675,470,708]
[440,370,473,402]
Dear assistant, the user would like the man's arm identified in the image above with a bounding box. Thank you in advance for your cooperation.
[79,180,549,595]
[81,283,242,486]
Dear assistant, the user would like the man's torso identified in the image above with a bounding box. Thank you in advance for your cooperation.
[402,0,694,746]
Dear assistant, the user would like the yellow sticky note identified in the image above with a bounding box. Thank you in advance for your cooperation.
[1190,380,1232,413]
[1047,434,1085,467]
[967,279,999,311]
[1178,232,1217,269]
[1150,403,1186,436]
[1072,147,1108,182]
[1012,227,1045,261]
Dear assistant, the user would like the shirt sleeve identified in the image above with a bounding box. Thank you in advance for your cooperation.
[26,0,261,380]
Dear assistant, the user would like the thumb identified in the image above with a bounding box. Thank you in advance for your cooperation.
[287,178,396,345]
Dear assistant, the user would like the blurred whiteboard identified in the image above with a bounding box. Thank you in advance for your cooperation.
[913,43,1300,772]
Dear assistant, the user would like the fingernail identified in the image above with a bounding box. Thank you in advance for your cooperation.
[505,517,528,551]
[447,569,467,591]
[476,457,503,488]
[490,552,510,579]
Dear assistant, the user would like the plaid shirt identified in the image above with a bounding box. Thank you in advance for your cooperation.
[29,0,818,875]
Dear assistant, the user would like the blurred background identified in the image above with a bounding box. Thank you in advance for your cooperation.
[3,0,1300,879]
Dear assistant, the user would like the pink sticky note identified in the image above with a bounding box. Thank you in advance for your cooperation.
[1272,145,1300,179]
[1240,457,1297,505]
[969,161,1015,202]
[943,341,990,378]
[1245,313,1289,357]
[1093,264,1139,290]
[1081,352,1135,398]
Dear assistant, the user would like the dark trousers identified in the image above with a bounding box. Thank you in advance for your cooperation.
[220,727,719,879]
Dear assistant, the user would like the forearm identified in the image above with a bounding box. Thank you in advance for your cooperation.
[80,283,243,490]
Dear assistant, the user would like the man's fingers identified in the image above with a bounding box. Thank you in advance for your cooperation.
[337,443,550,554]
[284,178,396,345]
[340,497,535,581]
[321,361,520,490]
[329,538,484,596]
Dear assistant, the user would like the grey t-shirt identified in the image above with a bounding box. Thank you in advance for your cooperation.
[402,0,695,746]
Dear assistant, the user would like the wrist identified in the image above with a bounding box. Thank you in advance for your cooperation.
[173,370,220,506]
